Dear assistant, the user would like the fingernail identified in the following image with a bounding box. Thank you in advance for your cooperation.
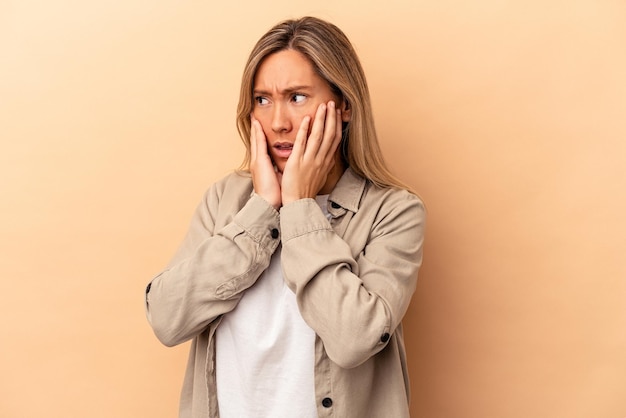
[329,101,335,109]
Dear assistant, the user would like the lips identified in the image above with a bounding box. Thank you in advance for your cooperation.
[274,142,293,150]
[272,142,293,159]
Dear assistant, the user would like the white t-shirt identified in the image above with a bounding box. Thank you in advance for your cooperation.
[215,195,330,417]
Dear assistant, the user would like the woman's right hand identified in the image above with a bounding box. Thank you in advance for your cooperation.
[250,116,282,209]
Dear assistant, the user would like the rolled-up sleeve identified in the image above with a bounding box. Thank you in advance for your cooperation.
[146,186,280,347]
[279,191,425,368]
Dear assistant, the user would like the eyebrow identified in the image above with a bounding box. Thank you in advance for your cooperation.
[253,85,313,96]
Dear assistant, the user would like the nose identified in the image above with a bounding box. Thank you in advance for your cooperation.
[271,103,292,134]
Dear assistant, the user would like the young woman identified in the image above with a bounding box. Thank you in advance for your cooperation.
[146,16,425,418]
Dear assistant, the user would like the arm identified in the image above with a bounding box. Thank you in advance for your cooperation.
[145,182,280,347]
[280,191,425,368]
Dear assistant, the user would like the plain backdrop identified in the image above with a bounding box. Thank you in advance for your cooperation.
[1,1,625,417]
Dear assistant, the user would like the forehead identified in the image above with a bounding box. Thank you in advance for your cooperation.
[254,49,324,89]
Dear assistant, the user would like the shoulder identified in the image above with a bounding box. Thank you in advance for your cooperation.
[362,178,425,214]
[363,184,426,229]
[335,168,424,208]
[201,170,254,209]
[333,168,425,220]
[366,183,423,205]
[211,170,252,193]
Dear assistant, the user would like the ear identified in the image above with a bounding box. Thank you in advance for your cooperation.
[340,100,352,122]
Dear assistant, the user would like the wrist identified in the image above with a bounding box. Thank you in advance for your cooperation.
[282,192,313,206]
[253,192,282,210]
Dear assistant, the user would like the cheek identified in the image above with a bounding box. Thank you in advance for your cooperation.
[298,106,317,129]
[251,111,270,136]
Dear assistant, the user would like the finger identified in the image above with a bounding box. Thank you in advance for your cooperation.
[255,119,268,156]
[291,115,311,159]
[317,101,338,160]
[330,108,343,157]
[251,118,269,160]
[250,116,258,162]
[304,103,327,158]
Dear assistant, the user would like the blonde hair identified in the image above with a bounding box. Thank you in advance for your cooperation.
[236,16,411,191]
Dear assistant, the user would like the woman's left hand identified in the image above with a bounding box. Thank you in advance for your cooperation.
[281,101,343,204]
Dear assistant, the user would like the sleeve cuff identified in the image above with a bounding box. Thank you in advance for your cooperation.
[231,193,281,249]
[279,198,332,241]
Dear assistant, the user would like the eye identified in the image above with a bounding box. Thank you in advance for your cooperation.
[292,93,306,104]
[255,96,269,106]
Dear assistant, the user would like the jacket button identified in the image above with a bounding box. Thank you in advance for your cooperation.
[271,228,279,239]
[322,397,333,408]
[380,332,390,343]
[330,201,341,209]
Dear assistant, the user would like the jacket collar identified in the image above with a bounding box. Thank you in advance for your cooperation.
[328,167,367,215]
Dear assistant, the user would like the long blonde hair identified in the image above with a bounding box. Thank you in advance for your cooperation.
[236,16,411,191]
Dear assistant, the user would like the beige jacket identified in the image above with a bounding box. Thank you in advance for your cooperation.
[146,168,425,418]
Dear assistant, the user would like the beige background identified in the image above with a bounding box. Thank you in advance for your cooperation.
[2,0,625,417]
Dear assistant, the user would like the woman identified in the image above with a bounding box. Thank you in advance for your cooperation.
[146,16,425,418]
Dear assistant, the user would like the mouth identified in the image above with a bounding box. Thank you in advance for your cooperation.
[272,142,293,159]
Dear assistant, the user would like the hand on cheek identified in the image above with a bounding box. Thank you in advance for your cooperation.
[249,116,282,209]
[281,101,343,205]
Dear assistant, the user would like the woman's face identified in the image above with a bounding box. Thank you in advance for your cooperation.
[252,49,350,173]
